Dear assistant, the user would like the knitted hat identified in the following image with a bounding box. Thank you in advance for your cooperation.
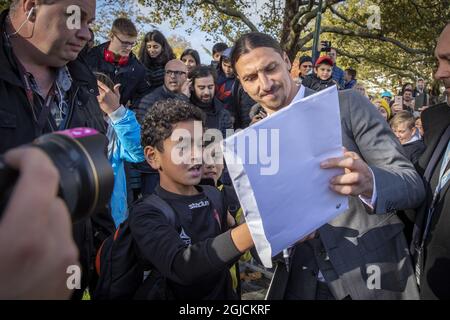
[381,91,393,98]
[375,98,392,119]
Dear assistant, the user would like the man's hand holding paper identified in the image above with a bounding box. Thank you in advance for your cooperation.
[321,149,374,199]
[224,86,350,268]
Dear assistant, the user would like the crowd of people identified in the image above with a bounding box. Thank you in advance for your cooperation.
[1,0,450,301]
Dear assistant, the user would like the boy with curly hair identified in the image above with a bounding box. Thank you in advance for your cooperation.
[128,99,254,299]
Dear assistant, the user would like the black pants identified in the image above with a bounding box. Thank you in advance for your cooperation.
[315,281,336,300]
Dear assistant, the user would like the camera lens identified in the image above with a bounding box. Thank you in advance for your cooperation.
[0,128,114,222]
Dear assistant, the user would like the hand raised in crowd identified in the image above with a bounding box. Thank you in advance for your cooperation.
[320,149,374,199]
[250,111,268,125]
[391,103,403,114]
[181,78,192,98]
[0,148,79,299]
[97,80,122,115]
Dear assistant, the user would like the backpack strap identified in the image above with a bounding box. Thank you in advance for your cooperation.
[201,185,224,217]
[141,194,177,228]
[201,185,228,230]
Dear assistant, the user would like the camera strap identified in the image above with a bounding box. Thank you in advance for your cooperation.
[16,60,57,134]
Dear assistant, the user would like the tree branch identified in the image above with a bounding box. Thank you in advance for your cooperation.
[320,26,431,55]
[334,48,422,78]
[289,0,343,56]
[328,5,367,29]
[200,0,259,32]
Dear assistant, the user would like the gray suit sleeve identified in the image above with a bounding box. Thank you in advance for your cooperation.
[342,90,425,214]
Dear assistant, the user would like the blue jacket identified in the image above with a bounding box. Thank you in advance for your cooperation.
[107,107,145,227]
[344,79,357,90]
[332,65,345,89]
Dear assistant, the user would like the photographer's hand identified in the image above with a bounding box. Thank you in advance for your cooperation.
[97,80,122,115]
[391,103,403,114]
[0,148,78,299]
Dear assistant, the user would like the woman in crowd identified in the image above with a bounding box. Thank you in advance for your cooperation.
[181,48,201,74]
[138,30,176,91]
[373,98,392,121]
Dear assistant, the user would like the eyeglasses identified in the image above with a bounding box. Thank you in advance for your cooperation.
[113,33,136,48]
[165,70,187,77]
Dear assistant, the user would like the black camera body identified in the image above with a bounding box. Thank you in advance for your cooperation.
[320,41,332,53]
[0,128,114,222]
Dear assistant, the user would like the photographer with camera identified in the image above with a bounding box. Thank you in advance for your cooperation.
[0,0,116,299]
[0,1,107,153]
[0,147,78,299]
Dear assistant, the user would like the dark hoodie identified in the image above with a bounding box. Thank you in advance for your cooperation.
[140,51,175,92]
[190,95,233,137]
[215,48,236,112]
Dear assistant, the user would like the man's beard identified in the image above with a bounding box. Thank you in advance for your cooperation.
[191,93,213,109]
[201,96,213,104]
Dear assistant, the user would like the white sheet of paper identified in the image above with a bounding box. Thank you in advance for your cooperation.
[223,85,349,268]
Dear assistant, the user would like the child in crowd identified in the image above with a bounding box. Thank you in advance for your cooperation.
[94,72,145,227]
[390,111,426,164]
[373,98,392,121]
[201,146,251,295]
[128,99,254,299]
[302,56,340,91]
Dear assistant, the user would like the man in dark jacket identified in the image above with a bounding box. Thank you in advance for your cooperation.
[412,23,450,300]
[0,3,107,153]
[0,1,114,299]
[231,80,256,129]
[344,68,357,90]
[85,18,150,108]
[298,55,313,82]
[189,65,233,137]
[135,59,190,123]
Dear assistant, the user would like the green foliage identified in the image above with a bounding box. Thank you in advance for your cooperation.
[167,34,192,58]
[3,0,447,93]
[319,0,450,93]
[0,0,12,12]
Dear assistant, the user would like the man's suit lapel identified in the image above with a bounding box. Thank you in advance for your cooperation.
[413,103,450,245]
[419,103,450,174]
